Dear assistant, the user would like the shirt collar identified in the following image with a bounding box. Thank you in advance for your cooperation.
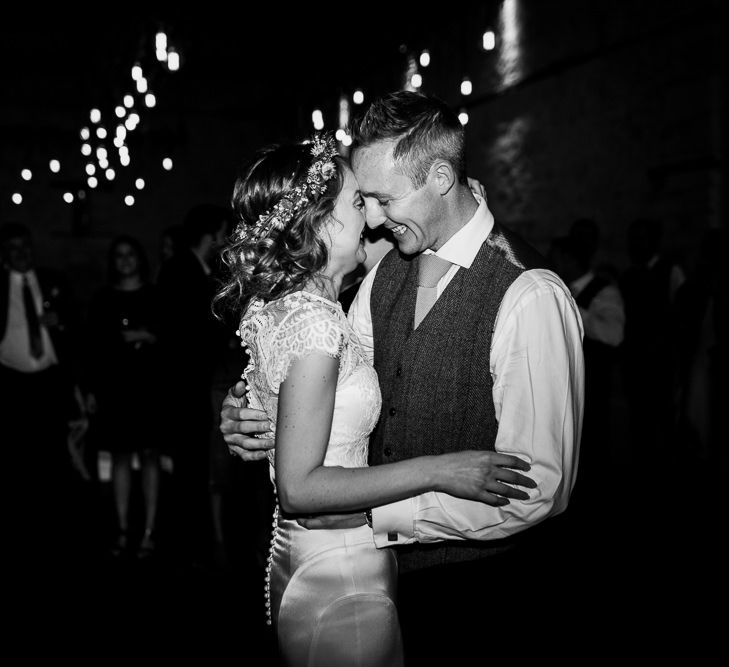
[427,194,493,269]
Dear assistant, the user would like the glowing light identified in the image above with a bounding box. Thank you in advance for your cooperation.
[21,169,32,181]
[136,77,148,94]
[80,127,90,140]
[312,109,324,130]
[498,0,522,87]
[461,77,472,96]
[483,30,496,51]
[156,49,168,62]
[90,108,101,123]
[12,193,22,205]
[105,168,116,181]
[128,112,140,125]
[353,90,364,105]
[144,93,156,108]
[411,73,422,88]
[96,147,108,160]
[99,158,109,170]
[119,145,129,157]
[135,178,145,190]
[87,176,98,188]
[120,154,131,167]
[116,125,127,138]
[342,135,353,147]
[63,192,74,204]
[113,137,124,148]
[132,64,142,81]
[125,195,135,206]
[162,157,173,171]
[167,50,180,71]
[124,117,135,131]
[335,129,346,141]
[155,32,167,51]
[458,110,469,125]
[81,143,92,156]
[123,95,134,108]
[85,164,96,176]
[115,105,126,118]
[419,50,430,67]
[96,127,107,139]
[49,160,60,173]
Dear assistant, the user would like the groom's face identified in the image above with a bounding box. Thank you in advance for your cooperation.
[352,141,444,255]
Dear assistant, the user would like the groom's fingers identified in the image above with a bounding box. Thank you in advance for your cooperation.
[486,481,530,501]
[491,453,531,471]
[223,434,274,450]
[227,444,268,461]
[498,469,537,489]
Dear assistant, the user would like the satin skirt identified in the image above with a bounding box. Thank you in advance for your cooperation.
[270,517,403,667]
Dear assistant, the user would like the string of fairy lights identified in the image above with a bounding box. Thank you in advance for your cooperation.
[11,18,506,210]
[311,29,498,140]
[11,30,180,209]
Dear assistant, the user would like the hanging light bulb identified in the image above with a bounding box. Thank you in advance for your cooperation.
[419,50,430,67]
[162,157,173,170]
[96,147,108,160]
[124,94,134,108]
[144,93,156,108]
[461,77,472,96]
[49,159,61,173]
[87,176,98,188]
[155,32,167,51]
[85,164,96,176]
[81,143,92,156]
[411,73,423,88]
[12,193,22,205]
[482,30,496,51]
[21,169,32,181]
[136,77,148,94]
[90,109,101,123]
[458,110,469,125]
[80,127,90,140]
[120,154,131,167]
[125,195,135,206]
[135,178,145,190]
[99,158,109,170]
[63,192,74,204]
[131,64,143,81]
[96,127,107,139]
[335,129,346,141]
[312,109,324,130]
[115,105,126,118]
[353,90,364,105]
[105,168,116,181]
[156,48,168,62]
[167,50,180,71]
[342,135,353,147]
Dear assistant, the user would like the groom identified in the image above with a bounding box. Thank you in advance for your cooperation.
[221,92,584,659]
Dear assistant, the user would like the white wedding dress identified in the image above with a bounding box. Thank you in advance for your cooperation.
[239,291,403,667]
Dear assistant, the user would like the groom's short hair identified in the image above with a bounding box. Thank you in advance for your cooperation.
[351,91,467,188]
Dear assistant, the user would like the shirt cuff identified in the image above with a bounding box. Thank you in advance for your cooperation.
[371,497,418,548]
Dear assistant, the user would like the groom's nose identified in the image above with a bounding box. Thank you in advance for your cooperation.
[363,199,386,229]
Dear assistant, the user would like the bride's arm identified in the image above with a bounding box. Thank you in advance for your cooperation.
[275,353,534,515]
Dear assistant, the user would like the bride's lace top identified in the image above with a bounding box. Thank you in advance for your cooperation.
[238,291,381,476]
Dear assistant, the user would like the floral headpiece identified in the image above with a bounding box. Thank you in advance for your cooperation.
[235,134,339,243]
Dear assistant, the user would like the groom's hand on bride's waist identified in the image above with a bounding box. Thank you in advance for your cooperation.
[296,513,368,530]
[220,381,274,461]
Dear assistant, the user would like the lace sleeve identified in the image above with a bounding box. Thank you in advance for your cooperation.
[266,302,348,391]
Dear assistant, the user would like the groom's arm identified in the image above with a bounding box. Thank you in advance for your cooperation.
[369,269,584,547]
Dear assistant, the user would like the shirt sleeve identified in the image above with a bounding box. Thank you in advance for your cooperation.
[579,284,625,347]
[371,269,585,547]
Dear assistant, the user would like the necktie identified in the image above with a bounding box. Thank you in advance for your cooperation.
[414,254,453,329]
[22,275,44,359]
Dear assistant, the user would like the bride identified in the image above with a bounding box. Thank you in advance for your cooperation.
[215,135,535,666]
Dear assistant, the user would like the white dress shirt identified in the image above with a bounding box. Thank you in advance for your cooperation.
[0,270,58,372]
[570,271,625,347]
[348,197,584,547]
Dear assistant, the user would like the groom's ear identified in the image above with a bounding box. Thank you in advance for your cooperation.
[430,160,456,196]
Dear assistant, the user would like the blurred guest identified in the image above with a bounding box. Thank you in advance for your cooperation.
[0,222,81,559]
[86,236,163,558]
[156,224,187,280]
[549,221,624,507]
[674,228,727,466]
[157,204,230,566]
[620,218,684,455]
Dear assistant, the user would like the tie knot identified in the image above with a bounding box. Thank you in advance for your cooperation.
[417,254,453,288]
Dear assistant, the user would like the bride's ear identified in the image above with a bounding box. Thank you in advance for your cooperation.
[429,160,456,196]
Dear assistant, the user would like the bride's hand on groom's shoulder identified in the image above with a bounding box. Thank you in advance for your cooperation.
[220,381,274,461]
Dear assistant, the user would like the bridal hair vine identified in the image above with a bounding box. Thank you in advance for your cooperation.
[235,134,339,243]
